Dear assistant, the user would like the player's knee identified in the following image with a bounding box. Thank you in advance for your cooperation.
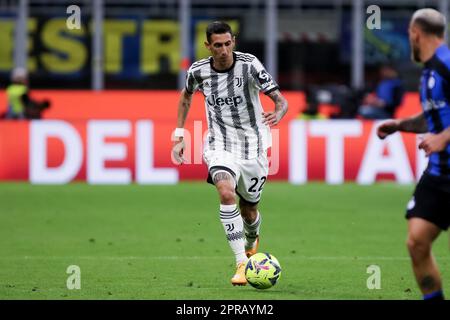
[406,235,431,259]
[218,187,236,204]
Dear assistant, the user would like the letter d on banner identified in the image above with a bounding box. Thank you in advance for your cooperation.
[30,120,82,184]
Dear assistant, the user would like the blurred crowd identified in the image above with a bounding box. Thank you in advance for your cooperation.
[2,64,404,122]
[299,64,405,120]
[1,68,51,120]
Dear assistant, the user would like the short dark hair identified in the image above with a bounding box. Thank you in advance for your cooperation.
[414,17,445,37]
[412,9,446,38]
[206,21,233,43]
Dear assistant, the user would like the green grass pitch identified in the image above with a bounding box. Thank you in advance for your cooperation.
[0,181,449,300]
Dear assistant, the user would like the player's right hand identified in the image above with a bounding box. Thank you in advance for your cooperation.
[172,139,185,165]
[262,111,282,127]
[377,120,400,140]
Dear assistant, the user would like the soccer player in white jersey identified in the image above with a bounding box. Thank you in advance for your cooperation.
[172,21,288,286]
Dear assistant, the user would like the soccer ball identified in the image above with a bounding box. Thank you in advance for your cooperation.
[245,252,282,289]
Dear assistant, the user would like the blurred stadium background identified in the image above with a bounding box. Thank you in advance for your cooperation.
[0,0,449,300]
[2,0,449,90]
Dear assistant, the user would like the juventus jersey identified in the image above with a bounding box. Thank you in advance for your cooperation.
[185,51,279,160]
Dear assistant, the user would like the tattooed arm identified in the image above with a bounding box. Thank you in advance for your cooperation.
[377,113,428,139]
[377,112,450,156]
[262,89,289,127]
[177,88,194,129]
[172,88,194,164]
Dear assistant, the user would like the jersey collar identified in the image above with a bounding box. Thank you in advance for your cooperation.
[424,43,447,68]
[210,52,236,73]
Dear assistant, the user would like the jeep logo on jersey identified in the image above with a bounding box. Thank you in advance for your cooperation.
[206,94,243,107]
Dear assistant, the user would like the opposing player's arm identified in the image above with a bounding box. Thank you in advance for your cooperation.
[418,126,450,156]
[377,112,428,139]
[172,88,194,164]
[398,113,429,133]
[442,126,450,143]
[262,89,288,127]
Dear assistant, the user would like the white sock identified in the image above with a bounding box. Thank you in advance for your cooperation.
[243,211,261,250]
[220,204,247,265]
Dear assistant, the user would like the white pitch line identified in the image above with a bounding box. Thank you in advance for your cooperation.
[1,256,450,261]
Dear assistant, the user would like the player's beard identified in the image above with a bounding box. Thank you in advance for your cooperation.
[411,42,421,62]
[215,53,233,69]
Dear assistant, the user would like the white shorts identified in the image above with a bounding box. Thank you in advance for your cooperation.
[204,150,269,204]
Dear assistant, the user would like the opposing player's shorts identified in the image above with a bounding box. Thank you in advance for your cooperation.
[406,172,450,230]
[204,150,269,204]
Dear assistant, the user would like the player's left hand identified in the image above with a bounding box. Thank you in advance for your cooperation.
[418,133,447,156]
[172,139,186,164]
[262,111,282,127]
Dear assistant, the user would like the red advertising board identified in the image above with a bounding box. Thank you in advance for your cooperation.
[0,91,425,184]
